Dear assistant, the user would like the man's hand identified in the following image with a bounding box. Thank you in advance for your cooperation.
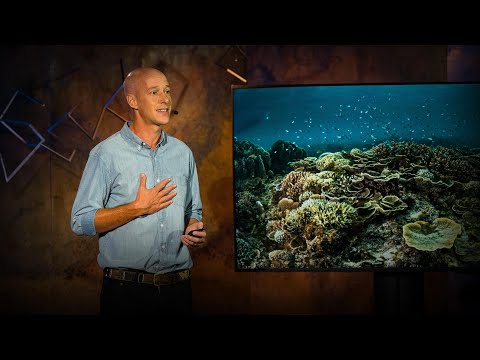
[133,174,177,215]
[93,174,175,233]
[181,221,207,249]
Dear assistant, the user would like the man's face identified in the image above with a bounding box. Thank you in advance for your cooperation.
[136,71,172,126]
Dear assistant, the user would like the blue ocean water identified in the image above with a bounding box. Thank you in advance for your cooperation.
[233,83,480,154]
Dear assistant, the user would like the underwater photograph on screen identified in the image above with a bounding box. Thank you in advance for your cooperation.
[233,82,480,271]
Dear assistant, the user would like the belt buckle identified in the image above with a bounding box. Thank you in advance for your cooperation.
[153,273,171,286]
[179,269,190,281]
[138,273,144,283]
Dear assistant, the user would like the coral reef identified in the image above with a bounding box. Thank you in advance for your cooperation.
[234,138,480,270]
[403,218,462,251]
[269,139,307,174]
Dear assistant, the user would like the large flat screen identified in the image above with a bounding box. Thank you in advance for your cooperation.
[233,82,480,271]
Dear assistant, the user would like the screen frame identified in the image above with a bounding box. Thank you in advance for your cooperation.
[232,81,480,273]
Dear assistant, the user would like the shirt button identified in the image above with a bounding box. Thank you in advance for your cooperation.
[156,179,160,183]
[160,224,164,228]
[162,245,165,249]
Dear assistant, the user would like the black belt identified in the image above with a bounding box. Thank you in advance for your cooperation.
[104,267,191,286]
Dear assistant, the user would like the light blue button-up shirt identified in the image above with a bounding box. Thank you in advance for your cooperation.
[71,121,202,274]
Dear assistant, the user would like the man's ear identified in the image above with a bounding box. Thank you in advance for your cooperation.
[126,94,138,110]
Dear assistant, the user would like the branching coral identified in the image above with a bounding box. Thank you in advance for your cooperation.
[280,171,309,201]
[316,152,350,172]
[286,198,357,232]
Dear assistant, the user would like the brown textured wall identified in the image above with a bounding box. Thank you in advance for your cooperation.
[0,45,237,314]
[1,44,477,316]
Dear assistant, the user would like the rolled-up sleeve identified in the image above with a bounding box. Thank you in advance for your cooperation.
[71,152,109,236]
[185,151,203,223]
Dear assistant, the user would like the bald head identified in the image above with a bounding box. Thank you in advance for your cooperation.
[123,67,167,98]
[123,67,171,113]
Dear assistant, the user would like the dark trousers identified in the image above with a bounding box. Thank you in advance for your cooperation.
[100,276,192,316]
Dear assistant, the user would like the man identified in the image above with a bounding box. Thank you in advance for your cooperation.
[71,67,206,315]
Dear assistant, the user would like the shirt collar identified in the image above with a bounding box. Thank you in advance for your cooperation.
[120,121,168,148]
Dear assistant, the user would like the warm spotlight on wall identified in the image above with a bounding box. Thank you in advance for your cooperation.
[216,45,247,83]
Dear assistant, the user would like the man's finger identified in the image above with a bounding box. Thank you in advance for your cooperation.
[154,177,173,191]
[162,191,177,202]
[188,229,205,238]
[157,186,176,202]
[139,173,146,189]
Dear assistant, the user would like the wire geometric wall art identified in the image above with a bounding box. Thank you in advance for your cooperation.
[1,83,133,182]
[44,84,128,142]
[66,104,96,140]
[215,45,247,83]
[44,108,78,162]
[92,83,128,140]
[0,119,45,183]
[0,90,81,182]
[0,90,46,183]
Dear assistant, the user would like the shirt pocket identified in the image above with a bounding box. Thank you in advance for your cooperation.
[171,175,188,208]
